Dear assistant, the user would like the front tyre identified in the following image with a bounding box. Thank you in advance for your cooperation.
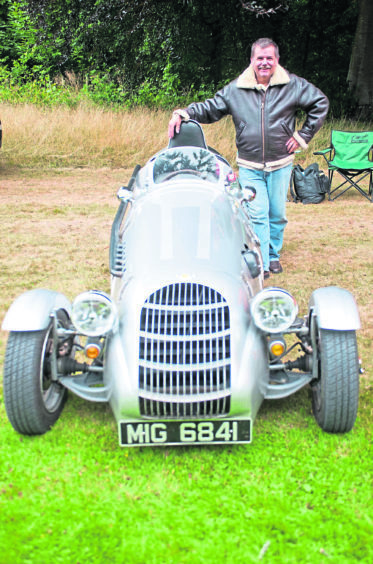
[311,328,359,433]
[3,311,70,435]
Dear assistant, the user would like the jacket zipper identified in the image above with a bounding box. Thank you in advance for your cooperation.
[261,91,266,164]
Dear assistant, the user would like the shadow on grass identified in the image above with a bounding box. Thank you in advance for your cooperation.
[52,385,318,457]
[258,387,310,420]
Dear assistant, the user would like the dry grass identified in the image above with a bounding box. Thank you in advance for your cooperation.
[0,103,262,169]
[0,104,172,168]
[1,102,371,171]
[1,102,372,178]
[0,104,372,380]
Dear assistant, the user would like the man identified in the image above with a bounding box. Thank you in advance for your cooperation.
[168,38,329,279]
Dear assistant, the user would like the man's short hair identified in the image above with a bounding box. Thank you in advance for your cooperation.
[251,38,279,59]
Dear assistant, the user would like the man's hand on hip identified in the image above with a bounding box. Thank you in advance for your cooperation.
[286,136,300,153]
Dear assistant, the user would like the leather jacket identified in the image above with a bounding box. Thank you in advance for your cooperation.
[185,64,329,170]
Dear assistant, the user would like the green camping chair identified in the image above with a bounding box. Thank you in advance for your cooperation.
[314,130,373,202]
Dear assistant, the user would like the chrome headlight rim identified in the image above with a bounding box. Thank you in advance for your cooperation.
[250,287,298,334]
[71,290,117,337]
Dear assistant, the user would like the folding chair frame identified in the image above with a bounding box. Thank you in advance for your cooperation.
[328,166,373,202]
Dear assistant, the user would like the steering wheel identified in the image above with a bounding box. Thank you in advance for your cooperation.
[163,169,203,181]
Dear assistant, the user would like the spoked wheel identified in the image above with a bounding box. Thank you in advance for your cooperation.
[3,310,72,435]
[311,326,359,433]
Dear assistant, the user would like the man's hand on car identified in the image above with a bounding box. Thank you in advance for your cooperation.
[168,112,183,138]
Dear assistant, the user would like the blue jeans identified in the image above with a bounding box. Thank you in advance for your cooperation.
[239,165,292,272]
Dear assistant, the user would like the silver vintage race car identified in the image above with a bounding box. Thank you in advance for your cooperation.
[2,121,361,446]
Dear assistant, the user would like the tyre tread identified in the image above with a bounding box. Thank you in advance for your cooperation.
[3,327,67,435]
[313,329,359,433]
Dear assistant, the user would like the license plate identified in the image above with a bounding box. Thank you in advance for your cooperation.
[118,419,251,447]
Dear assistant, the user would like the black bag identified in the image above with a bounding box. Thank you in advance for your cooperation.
[290,163,330,204]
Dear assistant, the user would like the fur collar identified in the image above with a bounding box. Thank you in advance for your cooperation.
[236,64,290,89]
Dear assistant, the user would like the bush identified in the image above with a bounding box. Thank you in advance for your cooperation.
[0,62,217,110]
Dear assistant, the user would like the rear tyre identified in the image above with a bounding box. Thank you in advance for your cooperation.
[3,311,70,435]
[311,328,359,433]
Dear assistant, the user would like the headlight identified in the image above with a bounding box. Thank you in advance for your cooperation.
[71,291,117,336]
[250,288,298,333]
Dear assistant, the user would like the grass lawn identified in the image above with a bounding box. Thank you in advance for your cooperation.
[0,106,372,563]
[0,395,371,564]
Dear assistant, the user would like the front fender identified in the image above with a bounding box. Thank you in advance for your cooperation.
[2,289,71,331]
[309,287,360,331]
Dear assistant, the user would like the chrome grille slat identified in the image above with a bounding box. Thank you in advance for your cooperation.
[138,357,231,373]
[139,389,231,402]
[139,283,231,418]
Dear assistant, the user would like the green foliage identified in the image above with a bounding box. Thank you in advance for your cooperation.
[0,0,363,116]
[0,65,79,106]
[0,61,216,110]
[129,59,215,109]
[79,71,128,107]
[0,0,65,84]
[277,0,359,117]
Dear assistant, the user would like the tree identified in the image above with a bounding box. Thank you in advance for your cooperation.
[347,0,373,109]
[0,0,366,116]
[239,1,288,16]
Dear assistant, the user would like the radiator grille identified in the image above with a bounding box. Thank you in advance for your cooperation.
[138,283,231,417]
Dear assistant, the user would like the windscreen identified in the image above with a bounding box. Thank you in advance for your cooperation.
[153,147,220,184]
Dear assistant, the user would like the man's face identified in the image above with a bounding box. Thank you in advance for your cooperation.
[251,45,279,85]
